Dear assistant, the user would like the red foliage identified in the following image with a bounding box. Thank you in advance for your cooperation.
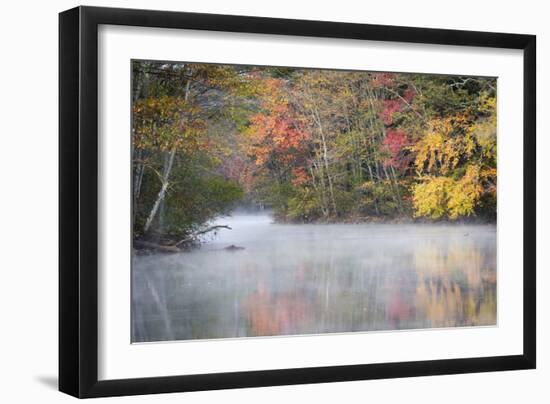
[379,99,402,125]
[246,77,313,187]
[383,129,409,169]
[249,106,311,166]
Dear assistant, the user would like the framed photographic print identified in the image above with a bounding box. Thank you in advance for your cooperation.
[59,6,536,398]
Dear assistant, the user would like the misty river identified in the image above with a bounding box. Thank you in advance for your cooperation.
[132,214,497,342]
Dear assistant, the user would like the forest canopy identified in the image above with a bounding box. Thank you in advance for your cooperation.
[132,60,497,247]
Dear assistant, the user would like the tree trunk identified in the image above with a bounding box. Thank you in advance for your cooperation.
[367,164,380,215]
[309,162,328,218]
[142,78,191,234]
[133,148,144,221]
[382,165,403,214]
[313,110,338,216]
[143,148,176,233]
[389,165,403,212]
[158,151,172,233]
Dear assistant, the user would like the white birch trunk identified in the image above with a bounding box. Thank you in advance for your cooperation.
[142,77,191,234]
[143,148,176,233]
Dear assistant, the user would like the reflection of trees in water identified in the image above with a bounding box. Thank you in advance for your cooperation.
[241,258,411,336]
[133,226,497,341]
[414,239,496,327]
[240,238,496,338]
[243,282,310,336]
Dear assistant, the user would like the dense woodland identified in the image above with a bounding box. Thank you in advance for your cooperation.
[132,61,497,249]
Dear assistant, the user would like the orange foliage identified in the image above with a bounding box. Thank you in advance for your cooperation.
[246,79,311,168]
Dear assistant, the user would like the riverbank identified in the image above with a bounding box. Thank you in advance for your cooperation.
[271,212,497,226]
[134,210,496,254]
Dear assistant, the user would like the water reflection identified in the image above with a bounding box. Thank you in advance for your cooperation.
[132,215,496,342]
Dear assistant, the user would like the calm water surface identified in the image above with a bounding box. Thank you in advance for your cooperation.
[132,214,496,342]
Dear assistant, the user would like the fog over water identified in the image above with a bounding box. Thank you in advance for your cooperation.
[132,213,497,342]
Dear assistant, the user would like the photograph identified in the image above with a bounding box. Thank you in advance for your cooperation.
[131,60,498,343]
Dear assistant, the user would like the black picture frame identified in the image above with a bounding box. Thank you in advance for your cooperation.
[59,6,536,398]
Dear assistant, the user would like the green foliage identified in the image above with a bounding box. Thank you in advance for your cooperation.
[356,181,402,217]
[254,180,295,220]
[286,188,323,221]
[133,148,243,239]
[164,174,243,236]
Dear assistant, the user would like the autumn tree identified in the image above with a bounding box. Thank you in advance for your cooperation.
[132,61,257,243]
[132,61,497,247]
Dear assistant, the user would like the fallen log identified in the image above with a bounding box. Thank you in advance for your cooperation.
[173,225,232,247]
[133,240,181,253]
[224,244,245,251]
[134,224,233,253]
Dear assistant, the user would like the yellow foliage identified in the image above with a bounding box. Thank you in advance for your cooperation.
[471,119,496,159]
[477,91,497,115]
[413,165,483,220]
[412,176,454,219]
[133,96,208,152]
[469,94,497,162]
[413,115,476,175]
[414,132,445,173]
[447,165,483,219]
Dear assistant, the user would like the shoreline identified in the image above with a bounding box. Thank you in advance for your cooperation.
[267,214,497,226]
